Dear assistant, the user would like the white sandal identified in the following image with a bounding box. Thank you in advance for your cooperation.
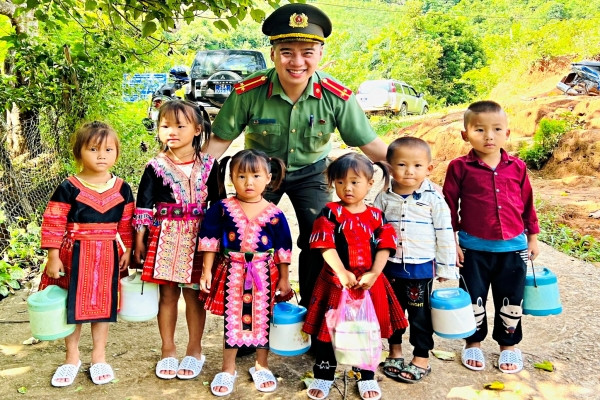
[155,357,179,379]
[51,360,81,387]
[357,380,382,400]
[210,371,238,397]
[177,355,205,380]
[307,378,334,400]
[461,346,486,371]
[249,366,277,392]
[90,362,115,385]
[498,348,523,374]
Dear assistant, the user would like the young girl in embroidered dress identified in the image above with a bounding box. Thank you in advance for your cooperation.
[302,152,409,400]
[133,100,222,380]
[40,121,134,387]
[198,149,293,396]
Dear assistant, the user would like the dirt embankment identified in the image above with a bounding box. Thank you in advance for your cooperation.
[397,65,600,244]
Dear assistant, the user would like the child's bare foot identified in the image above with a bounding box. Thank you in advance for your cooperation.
[157,345,178,377]
[382,344,404,377]
[397,356,431,382]
[461,342,485,371]
[357,379,382,399]
[249,365,277,392]
[210,369,237,395]
[307,379,333,399]
[176,354,205,379]
[52,349,81,384]
[498,346,523,374]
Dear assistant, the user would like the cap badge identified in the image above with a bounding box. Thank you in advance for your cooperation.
[289,13,309,28]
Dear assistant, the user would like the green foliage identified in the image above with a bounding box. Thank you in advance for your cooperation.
[369,115,416,138]
[323,0,485,106]
[519,118,570,169]
[537,201,600,262]
[96,101,161,186]
[0,220,43,297]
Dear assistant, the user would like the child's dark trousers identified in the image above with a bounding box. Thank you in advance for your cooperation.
[386,277,434,358]
[460,248,528,346]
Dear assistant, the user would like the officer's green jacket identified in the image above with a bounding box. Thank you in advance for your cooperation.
[212,68,377,172]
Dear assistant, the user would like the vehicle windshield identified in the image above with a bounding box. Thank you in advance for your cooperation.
[191,51,263,78]
[358,80,390,94]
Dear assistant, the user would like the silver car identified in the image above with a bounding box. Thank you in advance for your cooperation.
[356,79,429,116]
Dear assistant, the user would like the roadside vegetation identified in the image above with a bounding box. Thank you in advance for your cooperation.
[1,0,600,297]
[536,200,600,263]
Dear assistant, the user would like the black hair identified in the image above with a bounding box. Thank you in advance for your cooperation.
[464,100,505,128]
[386,136,432,163]
[157,100,211,158]
[218,149,286,194]
[326,152,389,193]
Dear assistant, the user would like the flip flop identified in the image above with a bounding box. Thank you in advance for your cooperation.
[51,360,81,387]
[461,346,485,371]
[382,357,404,379]
[210,371,237,397]
[357,379,382,400]
[156,357,179,380]
[498,348,523,374]
[307,378,334,400]
[249,366,277,392]
[90,362,115,385]
[177,355,205,380]
[395,362,431,383]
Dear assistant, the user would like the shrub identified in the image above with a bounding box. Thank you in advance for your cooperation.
[519,118,570,169]
[0,218,44,297]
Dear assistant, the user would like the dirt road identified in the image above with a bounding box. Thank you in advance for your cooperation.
[1,135,599,399]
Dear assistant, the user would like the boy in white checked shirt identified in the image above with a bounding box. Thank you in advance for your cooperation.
[374,137,457,384]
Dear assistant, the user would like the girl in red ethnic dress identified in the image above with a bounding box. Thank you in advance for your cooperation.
[40,121,134,387]
[133,100,222,381]
[199,150,293,396]
[303,153,408,400]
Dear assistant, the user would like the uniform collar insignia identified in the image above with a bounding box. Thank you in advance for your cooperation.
[289,13,309,28]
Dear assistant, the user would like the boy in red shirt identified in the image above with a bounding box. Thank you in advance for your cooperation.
[443,101,540,374]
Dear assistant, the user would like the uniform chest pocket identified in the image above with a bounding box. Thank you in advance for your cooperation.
[245,123,282,152]
[302,123,334,152]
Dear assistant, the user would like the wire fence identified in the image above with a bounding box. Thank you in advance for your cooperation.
[0,109,70,254]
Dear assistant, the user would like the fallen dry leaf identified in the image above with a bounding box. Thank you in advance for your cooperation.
[431,349,456,361]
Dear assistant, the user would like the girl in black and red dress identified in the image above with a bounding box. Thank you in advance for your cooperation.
[133,100,222,381]
[302,153,408,400]
[40,121,134,387]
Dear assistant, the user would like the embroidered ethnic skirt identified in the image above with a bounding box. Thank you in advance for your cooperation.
[203,251,279,349]
[303,264,409,342]
[39,222,123,323]
[141,203,203,286]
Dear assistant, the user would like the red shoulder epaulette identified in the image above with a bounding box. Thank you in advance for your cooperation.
[234,75,268,94]
[321,78,352,101]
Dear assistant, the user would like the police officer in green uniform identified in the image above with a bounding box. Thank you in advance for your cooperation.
[206,3,387,308]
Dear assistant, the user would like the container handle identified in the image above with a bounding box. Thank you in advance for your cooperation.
[427,274,471,310]
[530,260,538,288]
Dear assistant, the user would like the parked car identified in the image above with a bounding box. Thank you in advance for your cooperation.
[185,49,267,114]
[557,60,600,96]
[356,79,428,116]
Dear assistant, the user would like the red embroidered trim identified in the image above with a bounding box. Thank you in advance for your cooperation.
[41,201,71,248]
[74,238,115,320]
[68,176,125,213]
[118,202,135,247]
